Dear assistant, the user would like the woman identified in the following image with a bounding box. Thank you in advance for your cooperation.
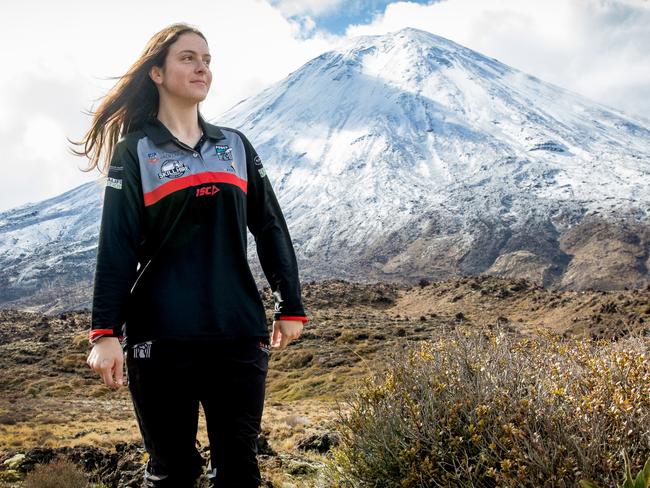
[72,23,309,488]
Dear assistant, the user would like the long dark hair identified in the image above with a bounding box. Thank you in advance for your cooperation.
[68,22,207,174]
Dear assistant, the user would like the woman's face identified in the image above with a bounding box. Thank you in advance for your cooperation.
[150,32,212,106]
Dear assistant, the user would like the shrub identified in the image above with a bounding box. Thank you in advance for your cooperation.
[23,456,88,488]
[581,451,650,488]
[324,324,650,487]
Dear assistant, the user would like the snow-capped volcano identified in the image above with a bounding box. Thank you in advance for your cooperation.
[2,27,650,312]
[219,27,650,289]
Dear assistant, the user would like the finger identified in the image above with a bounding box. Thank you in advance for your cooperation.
[100,368,114,387]
[114,355,124,387]
[100,360,116,387]
[272,327,281,347]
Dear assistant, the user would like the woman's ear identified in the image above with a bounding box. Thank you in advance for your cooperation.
[149,65,162,85]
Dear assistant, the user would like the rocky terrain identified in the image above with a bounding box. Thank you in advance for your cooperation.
[0,276,648,486]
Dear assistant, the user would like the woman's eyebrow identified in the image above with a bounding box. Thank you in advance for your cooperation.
[177,49,211,58]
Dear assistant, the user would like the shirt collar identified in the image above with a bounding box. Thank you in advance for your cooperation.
[142,114,226,145]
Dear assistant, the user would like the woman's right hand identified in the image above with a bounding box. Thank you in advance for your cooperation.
[86,337,125,388]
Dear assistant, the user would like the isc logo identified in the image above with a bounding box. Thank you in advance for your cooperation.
[196,185,220,197]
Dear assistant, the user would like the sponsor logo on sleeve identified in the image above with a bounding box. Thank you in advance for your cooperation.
[258,167,267,178]
[158,159,189,179]
[106,177,123,189]
[273,290,283,313]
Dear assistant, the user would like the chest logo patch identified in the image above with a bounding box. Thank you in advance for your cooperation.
[215,145,233,161]
[147,152,159,164]
[158,159,189,179]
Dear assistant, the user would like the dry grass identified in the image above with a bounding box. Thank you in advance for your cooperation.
[324,324,650,487]
[23,457,88,488]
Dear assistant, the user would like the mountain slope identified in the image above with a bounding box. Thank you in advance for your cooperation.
[217,27,650,288]
[0,181,103,311]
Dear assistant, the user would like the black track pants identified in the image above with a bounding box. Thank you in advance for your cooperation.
[125,337,270,488]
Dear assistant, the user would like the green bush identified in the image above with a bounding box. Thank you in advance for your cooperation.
[23,456,88,488]
[323,324,650,487]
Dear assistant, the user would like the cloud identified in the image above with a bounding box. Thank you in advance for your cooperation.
[270,0,345,17]
[344,0,650,121]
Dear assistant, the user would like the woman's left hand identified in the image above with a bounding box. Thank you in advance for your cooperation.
[271,320,304,350]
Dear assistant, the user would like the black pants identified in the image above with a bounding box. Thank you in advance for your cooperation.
[125,337,270,488]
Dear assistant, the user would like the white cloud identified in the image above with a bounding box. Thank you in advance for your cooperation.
[346,0,650,121]
[271,0,345,17]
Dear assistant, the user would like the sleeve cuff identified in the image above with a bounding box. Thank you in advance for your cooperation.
[277,315,309,325]
[89,329,124,344]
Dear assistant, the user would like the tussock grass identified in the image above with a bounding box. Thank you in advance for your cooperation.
[23,457,87,488]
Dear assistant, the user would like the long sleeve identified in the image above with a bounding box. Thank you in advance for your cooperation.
[89,140,144,343]
[242,132,309,325]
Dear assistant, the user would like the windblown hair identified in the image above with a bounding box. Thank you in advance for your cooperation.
[69,22,207,174]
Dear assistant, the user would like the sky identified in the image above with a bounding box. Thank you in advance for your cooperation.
[0,0,648,212]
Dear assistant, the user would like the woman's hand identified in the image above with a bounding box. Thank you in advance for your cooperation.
[271,320,304,350]
[86,337,125,388]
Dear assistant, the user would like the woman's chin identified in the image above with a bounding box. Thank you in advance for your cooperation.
[176,93,209,105]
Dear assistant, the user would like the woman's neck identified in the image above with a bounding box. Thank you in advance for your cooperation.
[156,103,202,146]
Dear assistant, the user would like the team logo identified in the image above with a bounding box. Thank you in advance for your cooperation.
[258,167,267,178]
[147,152,159,164]
[215,145,233,161]
[132,341,152,359]
[258,341,270,355]
[158,159,189,179]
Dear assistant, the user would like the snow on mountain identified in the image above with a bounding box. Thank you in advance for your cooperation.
[2,27,650,312]
[218,27,650,288]
[0,180,104,311]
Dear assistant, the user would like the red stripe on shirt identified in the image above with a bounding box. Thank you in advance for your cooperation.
[144,172,247,206]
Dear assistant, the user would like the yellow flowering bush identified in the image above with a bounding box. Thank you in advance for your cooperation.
[323,324,650,487]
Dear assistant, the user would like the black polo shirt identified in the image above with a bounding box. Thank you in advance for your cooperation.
[89,115,308,346]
